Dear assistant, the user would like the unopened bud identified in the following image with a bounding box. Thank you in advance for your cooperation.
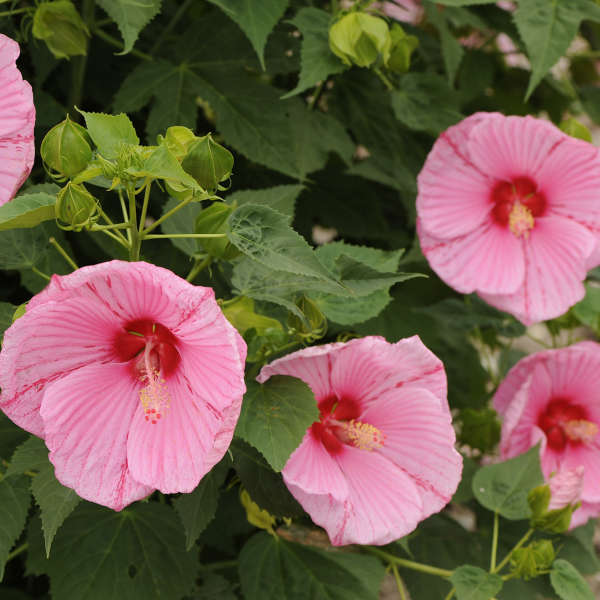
[510,540,555,580]
[195,202,239,259]
[288,296,327,341]
[157,126,197,161]
[182,134,234,192]
[41,116,92,180]
[386,23,418,73]
[55,182,98,231]
[32,0,89,59]
[329,12,391,68]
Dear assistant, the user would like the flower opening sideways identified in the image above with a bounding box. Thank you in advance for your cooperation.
[417,112,600,325]
[0,261,247,510]
[495,342,600,527]
[257,336,462,546]
[0,34,35,205]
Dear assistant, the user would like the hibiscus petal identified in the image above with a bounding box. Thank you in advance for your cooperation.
[480,216,596,325]
[560,443,600,504]
[571,500,600,528]
[0,298,122,436]
[331,446,423,545]
[257,342,345,401]
[418,218,525,295]
[330,336,447,413]
[40,363,153,510]
[360,387,462,518]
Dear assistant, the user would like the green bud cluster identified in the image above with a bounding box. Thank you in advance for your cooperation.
[510,540,555,580]
[527,484,577,533]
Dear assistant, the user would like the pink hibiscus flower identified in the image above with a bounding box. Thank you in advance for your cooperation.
[0,261,247,510]
[0,34,35,205]
[417,112,600,325]
[257,336,462,546]
[380,0,423,25]
[495,342,600,527]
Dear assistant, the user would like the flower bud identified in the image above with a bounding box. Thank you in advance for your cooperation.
[55,182,98,231]
[41,116,92,181]
[181,134,234,192]
[32,0,89,59]
[329,12,391,68]
[195,202,239,259]
[288,296,327,341]
[157,126,197,161]
[510,540,555,580]
[385,23,418,73]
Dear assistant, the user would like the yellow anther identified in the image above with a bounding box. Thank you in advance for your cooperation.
[564,420,598,444]
[339,420,385,451]
[509,202,534,238]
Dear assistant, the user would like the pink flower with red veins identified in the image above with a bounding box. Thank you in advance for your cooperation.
[494,342,600,528]
[257,336,462,546]
[0,34,35,204]
[417,112,600,325]
[0,261,247,510]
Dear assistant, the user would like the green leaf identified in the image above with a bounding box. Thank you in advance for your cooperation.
[0,414,28,462]
[450,565,503,600]
[573,283,600,332]
[227,204,339,283]
[205,0,288,69]
[31,460,80,557]
[96,0,161,54]
[44,503,196,600]
[226,184,303,222]
[6,436,49,477]
[174,457,230,550]
[194,573,237,600]
[0,226,53,270]
[160,198,203,257]
[127,143,198,189]
[514,0,600,100]
[458,408,501,453]
[0,301,16,340]
[0,192,57,232]
[550,559,595,600]
[231,439,303,518]
[424,2,464,83]
[239,531,385,600]
[235,376,318,472]
[558,521,600,574]
[283,7,346,98]
[580,85,600,125]
[0,475,31,580]
[77,110,139,159]
[391,73,463,135]
[472,445,544,520]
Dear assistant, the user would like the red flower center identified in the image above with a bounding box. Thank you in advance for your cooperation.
[537,398,598,452]
[490,176,546,238]
[311,395,385,454]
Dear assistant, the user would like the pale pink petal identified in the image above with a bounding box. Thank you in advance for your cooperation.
[559,443,600,504]
[571,501,600,528]
[417,113,494,239]
[585,240,600,270]
[361,387,461,518]
[467,114,566,182]
[330,336,447,413]
[480,216,596,325]
[494,352,544,416]
[40,363,153,510]
[331,446,423,545]
[257,342,345,401]
[548,466,584,511]
[382,0,423,24]
[0,298,122,437]
[418,217,525,295]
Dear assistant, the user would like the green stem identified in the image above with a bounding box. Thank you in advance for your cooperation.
[31,266,51,281]
[49,237,78,271]
[138,180,152,236]
[98,228,130,249]
[97,205,130,245]
[150,0,193,55]
[7,543,28,562]
[492,529,533,574]
[374,68,395,91]
[391,564,408,600]
[68,0,95,115]
[444,588,456,600]
[128,187,140,261]
[144,233,226,240]
[92,27,153,61]
[200,559,238,571]
[0,7,32,17]
[366,547,452,578]
[118,189,132,244]
[186,256,212,283]
[90,223,130,231]
[308,80,325,110]
[142,195,194,235]
[490,512,499,572]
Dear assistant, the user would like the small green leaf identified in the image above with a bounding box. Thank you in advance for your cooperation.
[77,110,139,159]
[174,457,230,550]
[450,565,503,600]
[6,436,49,477]
[239,532,385,600]
[235,376,318,472]
[128,143,198,189]
[573,283,600,332]
[0,193,57,232]
[472,445,544,520]
[424,2,464,83]
[226,184,303,222]
[0,475,31,580]
[550,559,595,600]
[227,204,340,283]
[96,0,161,54]
[206,0,288,69]
[559,521,600,574]
[0,302,16,340]
[0,414,28,462]
[283,7,346,98]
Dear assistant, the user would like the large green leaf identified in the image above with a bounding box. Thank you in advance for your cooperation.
[206,0,288,69]
[550,559,595,600]
[42,503,196,600]
[472,445,544,520]
[159,198,203,257]
[450,565,503,600]
[0,414,28,462]
[235,376,318,472]
[5,436,49,477]
[173,457,230,550]
[226,184,304,222]
[514,0,600,99]
[0,475,31,580]
[96,0,161,54]
[239,532,385,600]
[283,7,346,98]
[0,192,57,232]
[424,2,464,83]
[558,521,600,574]
[78,110,139,159]
[0,225,54,270]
